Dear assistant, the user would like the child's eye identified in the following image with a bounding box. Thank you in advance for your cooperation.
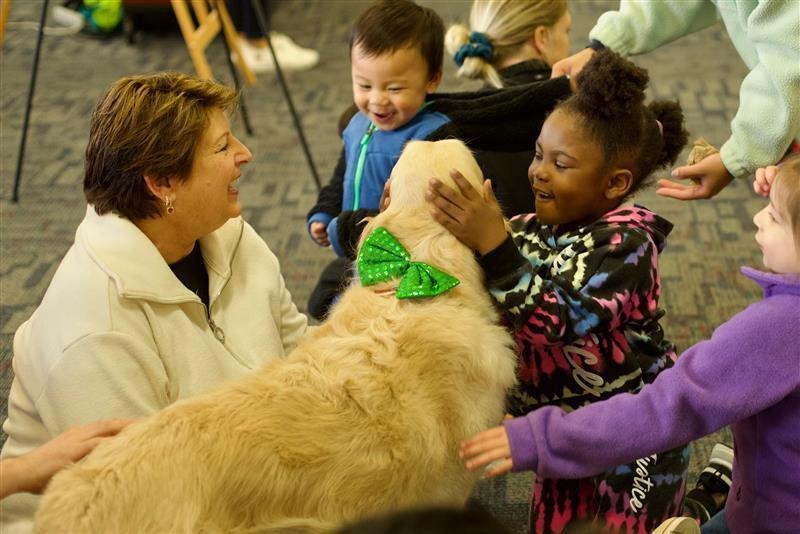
[533,152,543,161]
[554,161,568,170]
[388,87,403,93]
[359,84,371,90]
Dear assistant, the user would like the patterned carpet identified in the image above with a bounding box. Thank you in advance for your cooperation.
[0,1,754,531]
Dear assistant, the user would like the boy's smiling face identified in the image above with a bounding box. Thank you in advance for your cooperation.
[351,42,441,132]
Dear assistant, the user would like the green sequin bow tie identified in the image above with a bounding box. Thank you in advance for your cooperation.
[357,227,460,299]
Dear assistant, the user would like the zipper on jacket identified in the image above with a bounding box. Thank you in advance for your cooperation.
[204,265,234,346]
[199,301,248,367]
[207,316,226,344]
[352,122,376,210]
[198,300,227,345]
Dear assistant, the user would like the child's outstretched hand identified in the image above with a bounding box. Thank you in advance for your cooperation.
[310,221,330,247]
[753,166,780,197]
[460,425,514,479]
[427,170,507,256]
[657,153,734,200]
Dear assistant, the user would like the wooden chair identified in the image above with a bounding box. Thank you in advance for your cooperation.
[171,0,321,189]
[1,0,11,48]
[171,0,256,86]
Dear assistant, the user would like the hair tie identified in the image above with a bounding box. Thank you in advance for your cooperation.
[453,31,493,67]
[655,119,664,136]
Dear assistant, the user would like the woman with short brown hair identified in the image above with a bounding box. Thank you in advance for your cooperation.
[0,72,309,529]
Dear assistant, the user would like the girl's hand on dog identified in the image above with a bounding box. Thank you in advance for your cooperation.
[427,170,507,256]
[460,425,514,479]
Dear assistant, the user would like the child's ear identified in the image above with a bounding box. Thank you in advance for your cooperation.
[426,70,443,93]
[605,169,633,200]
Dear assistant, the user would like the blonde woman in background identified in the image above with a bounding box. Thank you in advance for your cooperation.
[445,0,571,216]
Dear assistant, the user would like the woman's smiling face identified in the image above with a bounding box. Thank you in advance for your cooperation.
[528,108,618,227]
[169,108,252,239]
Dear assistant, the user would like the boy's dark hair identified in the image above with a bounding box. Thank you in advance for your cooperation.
[350,0,444,79]
[558,49,689,197]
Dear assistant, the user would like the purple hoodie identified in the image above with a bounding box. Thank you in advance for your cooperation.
[505,267,800,533]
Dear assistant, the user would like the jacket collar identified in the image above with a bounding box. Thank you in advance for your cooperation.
[77,206,243,303]
[741,266,800,298]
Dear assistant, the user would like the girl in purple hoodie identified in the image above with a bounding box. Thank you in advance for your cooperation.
[459,156,800,534]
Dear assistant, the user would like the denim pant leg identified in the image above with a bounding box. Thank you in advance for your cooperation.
[701,510,730,534]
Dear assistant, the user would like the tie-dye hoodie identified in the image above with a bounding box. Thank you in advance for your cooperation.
[478,205,687,533]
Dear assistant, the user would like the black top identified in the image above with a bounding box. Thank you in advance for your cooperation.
[475,59,556,218]
[169,241,210,311]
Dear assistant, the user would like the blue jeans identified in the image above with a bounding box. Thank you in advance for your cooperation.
[701,510,729,534]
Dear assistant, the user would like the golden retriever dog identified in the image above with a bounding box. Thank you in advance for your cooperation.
[35,139,518,533]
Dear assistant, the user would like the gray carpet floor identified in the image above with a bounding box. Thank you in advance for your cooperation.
[1,1,754,531]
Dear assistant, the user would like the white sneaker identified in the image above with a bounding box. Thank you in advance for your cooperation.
[267,32,319,71]
[231,38,274,73]
[231,33,319,73]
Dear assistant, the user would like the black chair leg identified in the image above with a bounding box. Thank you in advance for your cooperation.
[250,1,321,191]
[219,29,254,136]
[12,0,50,202]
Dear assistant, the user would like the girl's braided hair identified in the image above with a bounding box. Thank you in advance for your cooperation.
[558,49,689,196]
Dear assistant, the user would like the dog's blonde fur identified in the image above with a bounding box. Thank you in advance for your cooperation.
[35,139,518,533]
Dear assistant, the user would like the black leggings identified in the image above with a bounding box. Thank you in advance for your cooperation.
[225,0,274,40]
[307,257,352,321]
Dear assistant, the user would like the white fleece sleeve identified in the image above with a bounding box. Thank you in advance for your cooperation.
[589,0,718,56]
[719,2,800,177]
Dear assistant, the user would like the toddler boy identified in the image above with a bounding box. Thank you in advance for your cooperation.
[307,0,572,319]
[306,0,447,318]
[308,0,445,251]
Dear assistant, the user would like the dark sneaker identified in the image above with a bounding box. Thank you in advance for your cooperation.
[683,443,733,523]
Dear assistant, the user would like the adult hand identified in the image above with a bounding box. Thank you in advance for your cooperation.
[753,165,780,197]
[550,48,595,92]
[657,153,735,200]
[460,425,514,479]
[310,221,330,247]
[427,171,507,256]
[1,419,134,498]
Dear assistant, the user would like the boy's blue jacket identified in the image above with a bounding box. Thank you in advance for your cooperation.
[307,77,572,257]
[307,108,449,256]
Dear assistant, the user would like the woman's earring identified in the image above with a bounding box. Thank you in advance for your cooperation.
[164,195,175,214]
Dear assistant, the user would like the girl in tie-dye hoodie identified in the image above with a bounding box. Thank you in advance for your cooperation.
[428,49,689,533]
